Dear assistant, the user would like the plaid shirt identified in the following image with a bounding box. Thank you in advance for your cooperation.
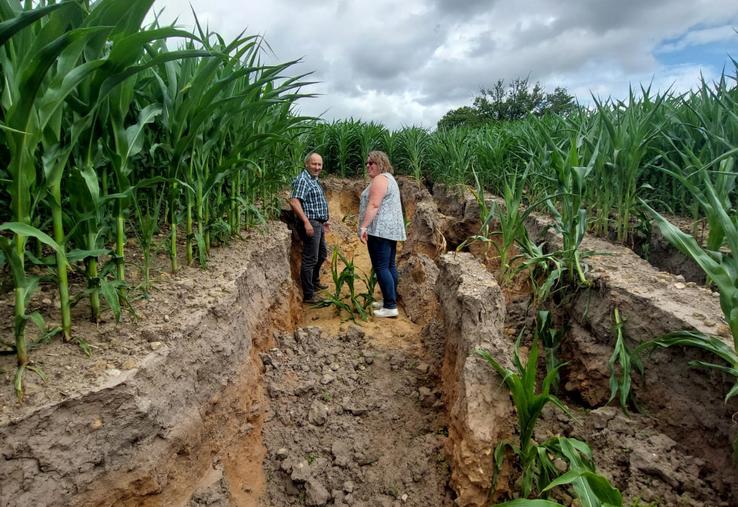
[291,169,329,221]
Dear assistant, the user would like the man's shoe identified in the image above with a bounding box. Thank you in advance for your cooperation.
[371,300,384,310]
[373,307,399,318]
[304,295,320,305]
[315,283,329,290]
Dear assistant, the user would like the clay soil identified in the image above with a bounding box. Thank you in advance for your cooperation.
[3,178,738,507]
[0,186,455,506]
[256,198,454,506]
[499,288,736,506]
[0,229,268,421]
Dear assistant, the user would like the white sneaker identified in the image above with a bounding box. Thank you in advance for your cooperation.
[371,300,384,310]
[373,307,399,318]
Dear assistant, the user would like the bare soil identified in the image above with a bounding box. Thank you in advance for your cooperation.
[257,187,455,506]
[0,228,275,421]
[3,177,738,507]
[500,281,737,506]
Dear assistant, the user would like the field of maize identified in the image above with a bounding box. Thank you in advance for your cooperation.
[2,0,738,505]
[0,0,313,399]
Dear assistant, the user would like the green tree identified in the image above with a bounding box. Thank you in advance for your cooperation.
[437,106,483,130]
[438,78,577,129]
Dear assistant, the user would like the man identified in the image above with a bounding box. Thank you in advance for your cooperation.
[290,152,330,304]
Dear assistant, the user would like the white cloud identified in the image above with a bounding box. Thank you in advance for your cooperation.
[658,25,738,53]
[151,0,738,129]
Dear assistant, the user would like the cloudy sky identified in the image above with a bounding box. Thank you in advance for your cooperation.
[152,0,738,130]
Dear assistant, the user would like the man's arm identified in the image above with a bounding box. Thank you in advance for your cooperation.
[289,197,314,238]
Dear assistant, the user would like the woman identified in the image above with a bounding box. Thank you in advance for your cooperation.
[358,151,406,318]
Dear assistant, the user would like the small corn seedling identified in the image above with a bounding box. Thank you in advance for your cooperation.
[131,183,167,296]
[543,134,599,287]
[536,310,564,393]
[478,337,622,506]
[517,236,566,306]
[456,170,495,254]
[315,247,374,322]
[608,308,644,414]
[458,166,543,287]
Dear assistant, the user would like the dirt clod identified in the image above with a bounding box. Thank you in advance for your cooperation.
[262,326,453,506]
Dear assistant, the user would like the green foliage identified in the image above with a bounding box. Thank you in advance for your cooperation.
[438,77,578,130]
[608,308,644,413]
[0,0,314,398]
[541,132,598,286]
[477,337,570,497]
[638,330,738,403]
[314,247,374,322]
[592,87,666,243]
[536,310,563,392]
[458,166,536,286]
[310,61,738,251]
[517,237,565,307]
[437,105,485,131]
[479,338,622,506]
[641,161,738,350]
[131,181,166,293]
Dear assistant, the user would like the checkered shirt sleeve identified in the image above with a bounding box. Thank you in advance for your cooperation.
[291,171,328,221]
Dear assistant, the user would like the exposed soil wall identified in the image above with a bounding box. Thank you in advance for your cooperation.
[0,224,300,506]
[432,183,738,503]
[635,225,706,284]
[5,179,736,506]
[436,253,513,507]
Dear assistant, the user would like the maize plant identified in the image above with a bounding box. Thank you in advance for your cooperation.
[0,0,313,398]
[640,148,738,402]
[478,338,622,506]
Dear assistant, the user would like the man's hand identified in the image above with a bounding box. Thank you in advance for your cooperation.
[360,227,368,244]
[304,220,314,238]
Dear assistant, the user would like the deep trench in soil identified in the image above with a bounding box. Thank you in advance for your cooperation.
[3,178,738,507]
[255,188,455,507]
[118,182,456,507]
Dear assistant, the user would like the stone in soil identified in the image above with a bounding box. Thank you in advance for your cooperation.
[262,326,453,506]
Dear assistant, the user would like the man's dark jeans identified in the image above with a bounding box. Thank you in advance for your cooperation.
[299,219,327,298]
[367,235,398,309]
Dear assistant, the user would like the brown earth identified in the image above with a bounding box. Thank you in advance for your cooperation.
[0,225,299,421]
[257,179,455,506]
[3,176,738,507]
[432,182,738,505]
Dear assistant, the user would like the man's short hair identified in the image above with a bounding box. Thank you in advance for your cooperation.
[304,152,321,166]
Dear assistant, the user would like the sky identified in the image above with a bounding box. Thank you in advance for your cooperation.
[151,0,738,130]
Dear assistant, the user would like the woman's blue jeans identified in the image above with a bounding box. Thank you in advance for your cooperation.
[367,235,398,309]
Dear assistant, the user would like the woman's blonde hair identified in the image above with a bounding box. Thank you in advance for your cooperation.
[367,150,393,174]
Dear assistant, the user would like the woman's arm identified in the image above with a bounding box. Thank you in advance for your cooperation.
[359,175,388,243]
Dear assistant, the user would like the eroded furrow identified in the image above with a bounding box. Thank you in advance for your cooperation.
[260,325,453,507]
